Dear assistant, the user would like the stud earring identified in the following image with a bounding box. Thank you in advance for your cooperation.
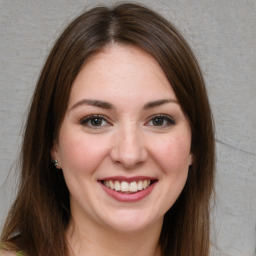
[52,159,58,167]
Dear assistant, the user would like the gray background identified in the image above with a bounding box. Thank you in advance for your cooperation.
[0,0,255,255]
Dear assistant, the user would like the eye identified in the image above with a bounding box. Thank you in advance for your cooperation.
[80,115,110,128]
[146,114,175,127]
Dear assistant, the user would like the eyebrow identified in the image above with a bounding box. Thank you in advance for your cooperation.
[69,99,114,111]
[69,98,178,112]
[143,99,178,109]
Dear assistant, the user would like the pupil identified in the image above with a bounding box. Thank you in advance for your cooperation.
[153,118,163,126]
[92,118,102,126]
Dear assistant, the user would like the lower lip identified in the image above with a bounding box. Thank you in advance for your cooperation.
[99,182,157,202]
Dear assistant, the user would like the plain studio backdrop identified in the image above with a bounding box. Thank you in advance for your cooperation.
[0,1,255,255]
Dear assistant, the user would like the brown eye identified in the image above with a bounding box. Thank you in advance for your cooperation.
[146,115,176,127]
[152,117,164,126]
[80,115,110,128]
[90,117,103,126]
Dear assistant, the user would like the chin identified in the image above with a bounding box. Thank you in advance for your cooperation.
[102,210,162,234]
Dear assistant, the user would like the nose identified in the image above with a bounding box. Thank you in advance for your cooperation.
[110,125,148,169]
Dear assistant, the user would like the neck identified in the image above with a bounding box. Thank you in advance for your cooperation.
[66,217,163,256]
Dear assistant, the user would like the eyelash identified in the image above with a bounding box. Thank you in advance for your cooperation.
[145,114,176,127]
[80,115,110,128]
[80,114,176,128]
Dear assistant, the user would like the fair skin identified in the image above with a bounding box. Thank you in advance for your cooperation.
[51,44,192,256]
[0,251,16,256]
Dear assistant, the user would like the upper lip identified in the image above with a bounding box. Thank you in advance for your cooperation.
[98,176,158,182]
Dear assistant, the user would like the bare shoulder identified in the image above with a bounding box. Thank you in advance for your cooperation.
[0,249,16,256]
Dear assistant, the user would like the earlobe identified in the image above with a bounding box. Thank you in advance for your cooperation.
[189,154,193,166]
[51,142,62,169]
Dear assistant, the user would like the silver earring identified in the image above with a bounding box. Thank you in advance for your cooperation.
[52,159,58,167]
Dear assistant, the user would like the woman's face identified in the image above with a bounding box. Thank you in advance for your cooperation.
[52,44,192,233]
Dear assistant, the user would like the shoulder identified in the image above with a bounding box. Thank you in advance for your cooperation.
[0,249,24,256]
[0,249,16,256]
[0,242,25,256]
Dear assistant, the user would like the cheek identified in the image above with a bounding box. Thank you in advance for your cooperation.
[58,131,110,175]
[149,135,191,175]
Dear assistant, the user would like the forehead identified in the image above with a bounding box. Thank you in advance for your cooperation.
[68,44,177,106]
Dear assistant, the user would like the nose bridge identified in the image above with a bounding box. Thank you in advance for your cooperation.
[110,121,147,168]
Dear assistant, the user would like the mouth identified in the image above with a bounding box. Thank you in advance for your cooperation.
[100,178,158,194]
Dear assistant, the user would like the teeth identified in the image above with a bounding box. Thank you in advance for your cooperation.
[121,181,129,192]
[109,180,115,189]
[143,180,147,189]
[103,180,152,193]
[137,180,143,191]
[130,181,137,192]
[114,181,120,191]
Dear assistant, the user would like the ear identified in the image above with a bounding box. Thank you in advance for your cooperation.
[51,141,62,169]
[189,153,193,166]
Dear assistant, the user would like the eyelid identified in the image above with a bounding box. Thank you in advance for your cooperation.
[80,114,112,128]
[79,113,175,129]
[145,114,176,127]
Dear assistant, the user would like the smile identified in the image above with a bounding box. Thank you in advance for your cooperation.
[102,180,153,193]
[99,176,158,202]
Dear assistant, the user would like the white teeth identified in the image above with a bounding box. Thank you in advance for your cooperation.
[114,181,120,191]
[109,180,115,189]
[143,180,148,189]
[129,181,138,192]
[137,180,143,191]
[103,180,153,193]
[121,181,129,192]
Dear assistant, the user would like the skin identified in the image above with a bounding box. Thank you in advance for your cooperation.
[0,251,16,256]
[52,43,192,256]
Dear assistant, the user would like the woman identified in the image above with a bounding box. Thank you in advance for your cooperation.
[0,3,215,256]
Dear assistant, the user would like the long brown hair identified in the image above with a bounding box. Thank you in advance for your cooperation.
[1,3,215,256]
